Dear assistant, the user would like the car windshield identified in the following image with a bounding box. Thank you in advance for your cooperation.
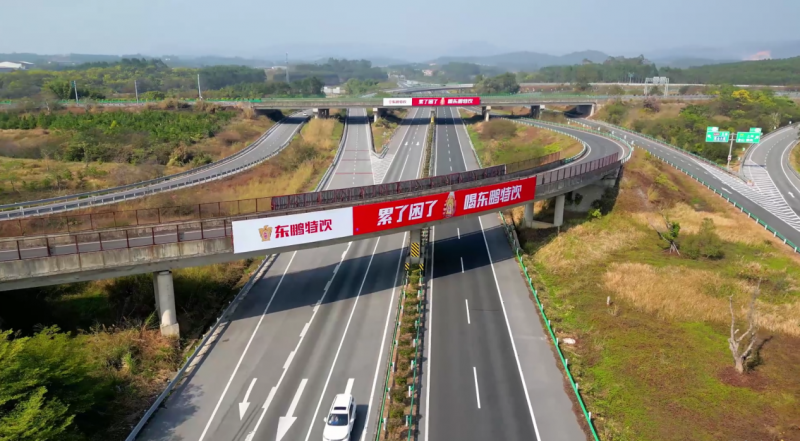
[327,413,348,426]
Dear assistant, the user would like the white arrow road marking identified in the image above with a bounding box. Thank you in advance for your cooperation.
[790,192,796,198]
[416,141,420,146]
[238,378,257,420]
[277,379,308,441]
[721,187,732,194]
[344,378,354,395]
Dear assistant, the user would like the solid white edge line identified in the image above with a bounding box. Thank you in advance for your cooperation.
[465,298,470,324]
[423,226,434,441]
[477,216,542,439]
[460,257,464,274]
[198,251,298,441]
[779,138,800,201]
[361,231,408,441]
[303,238,381,441]
[473,366,481,409]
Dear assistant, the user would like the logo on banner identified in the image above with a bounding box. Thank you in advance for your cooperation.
[259,225,273,242]
[443,192,456,218]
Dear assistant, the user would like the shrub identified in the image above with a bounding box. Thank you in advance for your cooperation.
[681,218,725,259]
[480,119,517,140]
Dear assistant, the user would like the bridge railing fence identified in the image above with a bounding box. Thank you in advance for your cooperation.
[0,152,623,263]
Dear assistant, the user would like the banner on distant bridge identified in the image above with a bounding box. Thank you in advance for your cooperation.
[232,207,353,253]
[412,97,481,107]
[234,176,534,253]
[352,176,535,235]
[383,98,413,106]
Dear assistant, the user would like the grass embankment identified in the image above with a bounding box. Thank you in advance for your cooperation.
[372,109,407,153]
[505,148,800,441]
[0,118,344,440]
[0,104,275,204]
[790,141,800,176]
[458,111,582,167]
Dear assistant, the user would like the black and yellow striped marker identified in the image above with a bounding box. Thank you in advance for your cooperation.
[410,242,420,257]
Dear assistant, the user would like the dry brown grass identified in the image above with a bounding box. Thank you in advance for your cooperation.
[603,262,800,337]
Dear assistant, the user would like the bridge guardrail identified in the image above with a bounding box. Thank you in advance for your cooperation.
[0,112,306,217]
[0,152,622,262]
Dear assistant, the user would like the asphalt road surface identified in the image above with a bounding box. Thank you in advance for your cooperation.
[421,107,624,441]
[742,125,800,220]
[585,119,800,247]
[138,107,432,441]
[2,113,307,219]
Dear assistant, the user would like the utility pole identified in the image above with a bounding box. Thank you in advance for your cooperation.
[285,53,289,83]
[134,79,139,103]
[726,136,734,170]
[197,74,202,99]
[73,80,79,103]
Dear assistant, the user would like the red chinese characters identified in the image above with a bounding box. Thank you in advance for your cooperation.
[353,176,536,235]
[273,219,333,238]
[411,97,481,106]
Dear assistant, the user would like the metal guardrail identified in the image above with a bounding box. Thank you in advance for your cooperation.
[0,112,307,217]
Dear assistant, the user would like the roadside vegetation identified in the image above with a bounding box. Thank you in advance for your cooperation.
[371,109,407,153]
[0,104,276,204]
[595,86,800,164]
[504,148,800,440]
[459,110,582,166]
[0,116,345,440]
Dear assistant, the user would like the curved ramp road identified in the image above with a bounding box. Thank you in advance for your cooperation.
[421,107,624,441]
[585,119,800,246]
[1,113,307,218]
[742,125,800,217]
[137,107,433,441]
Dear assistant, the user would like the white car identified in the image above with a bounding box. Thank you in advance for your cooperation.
[322,394,355,441]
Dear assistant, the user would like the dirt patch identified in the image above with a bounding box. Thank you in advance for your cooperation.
[717,365,769,391]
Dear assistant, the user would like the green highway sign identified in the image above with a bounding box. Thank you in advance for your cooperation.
[750,128,762,133]
[706,126,719,134]
[736,131,762,143]
[705,131,730,143]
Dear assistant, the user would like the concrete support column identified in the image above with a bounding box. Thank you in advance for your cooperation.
[524,202,535,228]
[372,107,380,123]
[153,270,179,337]
[482,106,491,122]
[312,108,320,119]
[409,229,422,265]
[553,194,566,227]
[530,105,541,119]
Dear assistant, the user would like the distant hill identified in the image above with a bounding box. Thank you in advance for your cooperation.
[653,57,738,69]
[428,50,610,71]
[660,57,800,85]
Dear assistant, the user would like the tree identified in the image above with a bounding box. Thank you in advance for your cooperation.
[474,73,519,95]
[649,213,680,254]
[643,96,661,112]
[44,80,73,100]
[728,282,759,374]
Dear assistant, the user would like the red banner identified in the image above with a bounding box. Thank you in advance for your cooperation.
[352,176,535,235]
[411,97,481,107]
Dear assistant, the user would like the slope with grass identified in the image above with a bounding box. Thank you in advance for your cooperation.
[458,111,583,166]
[0,105,275,204]
[372,109,407,153]
[504,148,800,441]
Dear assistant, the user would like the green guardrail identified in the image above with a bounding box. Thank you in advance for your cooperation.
[647,149,800,253]
[374,273,407,439]
[498,213,601,440]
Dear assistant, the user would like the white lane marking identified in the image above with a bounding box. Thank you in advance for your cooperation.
[300,322,310,338]
[283,350,295,369]
[790,192,796,198]
[473,367,481,409]
[238,378,257,420]
[198,251,298,441]
[276,378,308,441]
[461,257,464,273]
[344,378,355,395]
[457,227,460,239]
[303,238,382,441]
[721,187,732,193]
[362,231,408,441]
[478,217,542,439]
[465,299,471,324]
[450,166,452,172]
[247,243,353,440]
[424,226,435,441]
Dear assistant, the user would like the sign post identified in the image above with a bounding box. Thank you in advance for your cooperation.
[706,127,762,170]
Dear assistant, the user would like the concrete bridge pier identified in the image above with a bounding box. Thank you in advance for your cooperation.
[372,108,387,122]
[523,202,535,228]
[530,105,541,119]
[482,106,491,121]
[575,104,595,117]
[153,270,180,338]
[553,193,565,227]
[312,108,330,119]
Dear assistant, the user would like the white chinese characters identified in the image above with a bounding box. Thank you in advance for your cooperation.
[463,184,523,210]
[376,200,438,226]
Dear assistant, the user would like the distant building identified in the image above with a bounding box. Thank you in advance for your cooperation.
[0,61,33,72]
[422,69,436,77]
[323,86,342,95]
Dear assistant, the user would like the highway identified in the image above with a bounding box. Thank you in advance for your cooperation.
[742,125,800,219]
[421,108,624,441]
[1,113,308,219]
[138,106,432,441]
[584,119,800,246]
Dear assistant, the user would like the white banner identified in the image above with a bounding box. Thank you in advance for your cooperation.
[383,97,412,107]
[232,207,354,253]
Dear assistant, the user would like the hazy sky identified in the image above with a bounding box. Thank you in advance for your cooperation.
[2,0,799,60]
